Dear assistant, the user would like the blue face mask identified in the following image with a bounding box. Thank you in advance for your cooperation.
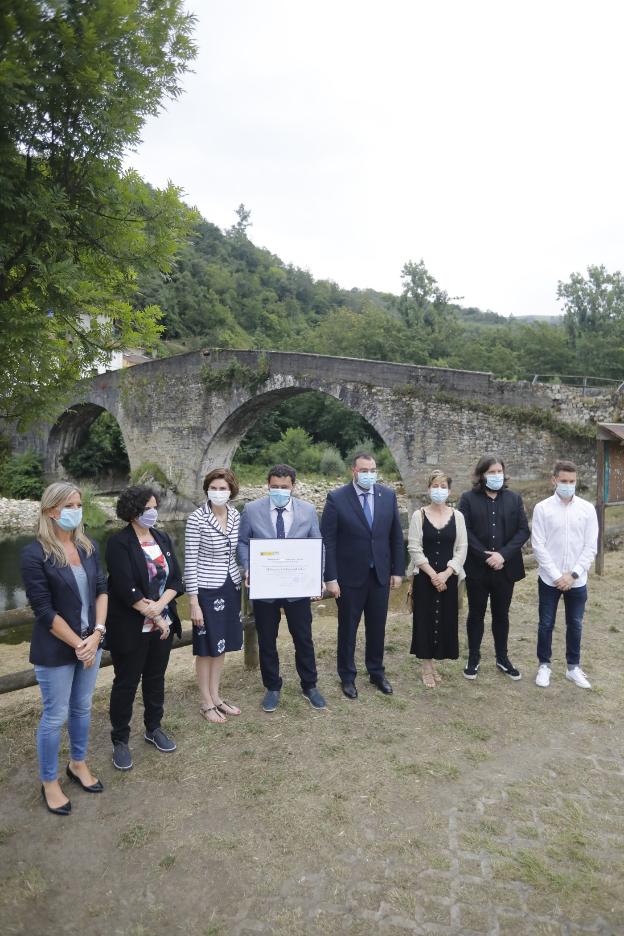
[269,489,291,508]
[556,482,576,499]
[430,487,449,503]
[485,473,504,491]
[56,507,83,531]
[356,471,377,490]
[137,507,158,528]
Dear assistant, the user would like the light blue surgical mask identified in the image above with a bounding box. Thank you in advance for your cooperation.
[56,507,83,531]
[430,487,449,503]
[269,489,291,508]
[137,507,158,528]
[356,471,377,490]
[556,482,576,499]
[485,473,504,491]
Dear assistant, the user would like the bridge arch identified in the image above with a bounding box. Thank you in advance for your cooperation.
[196,383,409,491]
[46,402,129,482]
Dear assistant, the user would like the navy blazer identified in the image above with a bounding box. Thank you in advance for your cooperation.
[105,525,184,655]
[21,539,107,667]
[321,483,405,587]
[457,487,529,583]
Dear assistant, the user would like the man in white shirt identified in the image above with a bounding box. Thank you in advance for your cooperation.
[531,460,598,689]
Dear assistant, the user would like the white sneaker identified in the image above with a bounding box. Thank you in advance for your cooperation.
[565,666,591,689]
[535,664,551,687]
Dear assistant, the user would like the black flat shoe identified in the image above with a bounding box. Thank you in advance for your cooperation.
[66,764,104,793]
[41,785,71,815]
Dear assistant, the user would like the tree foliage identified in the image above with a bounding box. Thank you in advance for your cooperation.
[557,265,624,377]
[60,411,129,479]
[0,0,198,425]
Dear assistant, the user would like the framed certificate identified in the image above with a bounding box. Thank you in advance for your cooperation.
[249,538,323,600]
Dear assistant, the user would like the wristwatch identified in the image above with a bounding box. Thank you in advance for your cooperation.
[94,623,106,641]
[571,571,579,580]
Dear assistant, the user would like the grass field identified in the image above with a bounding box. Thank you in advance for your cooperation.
[0,553,623,935]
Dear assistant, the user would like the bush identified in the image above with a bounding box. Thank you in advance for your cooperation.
[0,451,45,500]
[376,446,400,479]
[130,461,171,488]
[319,446,346,476]
[264,428,321,473]
[80,486,108,528]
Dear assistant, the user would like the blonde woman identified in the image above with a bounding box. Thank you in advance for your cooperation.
[407,470,467,688]
[20,482,108,815]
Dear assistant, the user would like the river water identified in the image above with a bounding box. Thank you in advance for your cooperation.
[0,523,188,647]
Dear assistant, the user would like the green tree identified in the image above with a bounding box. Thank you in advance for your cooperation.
[397,260,460,359]
[60,411,130,479]
[557,265,624,377]
[0,0,198,426]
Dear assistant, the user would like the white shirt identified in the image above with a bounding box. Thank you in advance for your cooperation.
[271,497,294,536]
[531,493,598,587]
[353,481,375,522]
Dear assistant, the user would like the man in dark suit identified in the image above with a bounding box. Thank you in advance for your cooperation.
[321,452,405,699]
[458,454,530,681]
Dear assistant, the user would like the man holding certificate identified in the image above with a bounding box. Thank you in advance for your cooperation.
[238,464,326,713]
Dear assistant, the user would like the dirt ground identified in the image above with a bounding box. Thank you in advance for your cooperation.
[1,553,623,936]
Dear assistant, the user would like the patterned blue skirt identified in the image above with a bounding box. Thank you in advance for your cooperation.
[193,576,243,657]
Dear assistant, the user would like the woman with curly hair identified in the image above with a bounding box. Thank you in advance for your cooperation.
[106,485,183,771]
[185,468,243,723]
[21,482,108,815]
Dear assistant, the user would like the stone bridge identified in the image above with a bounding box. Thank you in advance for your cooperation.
[16,349,619,505]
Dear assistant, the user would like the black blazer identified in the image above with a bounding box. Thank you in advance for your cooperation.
[105,525,184,654]
[457,488,529,583]
[21,540,107,667]
[321,483,405,587]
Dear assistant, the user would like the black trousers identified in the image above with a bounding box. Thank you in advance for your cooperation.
[253,598,317,691]
[337,569,390,683]
[109,631,173,744]
[465,573,515,658]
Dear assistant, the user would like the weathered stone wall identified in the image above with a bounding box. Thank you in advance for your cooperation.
[5,349,616,504]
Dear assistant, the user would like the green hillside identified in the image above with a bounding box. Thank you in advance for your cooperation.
[137,210,624,383]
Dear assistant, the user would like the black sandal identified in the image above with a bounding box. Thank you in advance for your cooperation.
[216,699,241,716]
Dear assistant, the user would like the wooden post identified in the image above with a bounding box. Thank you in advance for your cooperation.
[241,583,258,670]
[0,626,195,695]
[595,439,606,576]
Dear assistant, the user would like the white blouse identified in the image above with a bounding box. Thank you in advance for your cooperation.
[184,503,241,594]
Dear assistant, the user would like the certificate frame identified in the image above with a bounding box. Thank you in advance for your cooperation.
[248,538,323,600]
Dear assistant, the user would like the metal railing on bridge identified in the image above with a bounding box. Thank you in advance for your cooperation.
[529,374,624,394]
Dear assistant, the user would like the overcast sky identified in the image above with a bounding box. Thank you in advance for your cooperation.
[128,0,624,318]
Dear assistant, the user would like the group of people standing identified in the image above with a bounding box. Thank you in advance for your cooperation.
[21,451,598,816]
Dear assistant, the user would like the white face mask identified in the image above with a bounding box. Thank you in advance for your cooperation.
[430,487,449,503]
[208,489,230,507]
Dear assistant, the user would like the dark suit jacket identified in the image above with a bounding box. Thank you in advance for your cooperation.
[21,539,107,667]
[105,525,183,654]
[321,483,405,587]
[457,488,529,583]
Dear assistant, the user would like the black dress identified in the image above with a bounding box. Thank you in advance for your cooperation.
[410,512,459,660]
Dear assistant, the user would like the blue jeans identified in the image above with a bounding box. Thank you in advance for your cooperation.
[34,650,102,782]
[537,578,587,667]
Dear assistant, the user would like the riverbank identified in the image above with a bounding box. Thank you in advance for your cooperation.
[0,480,409,534]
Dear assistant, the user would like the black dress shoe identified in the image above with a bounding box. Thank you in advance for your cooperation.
[370,675,393,695]
[341,682,358,700]
[66,764,104,793]
[41,785,71,815]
